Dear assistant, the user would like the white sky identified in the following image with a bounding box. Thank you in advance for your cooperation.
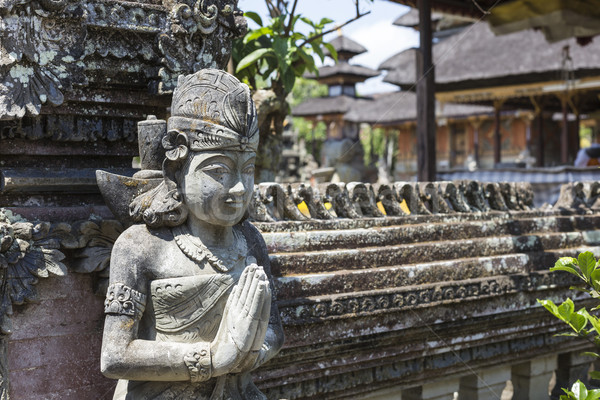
[238,0,420,94]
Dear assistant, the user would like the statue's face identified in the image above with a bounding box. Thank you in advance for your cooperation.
[179,150,255,227]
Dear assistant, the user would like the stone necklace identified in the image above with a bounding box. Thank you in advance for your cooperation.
[172,225,247,273]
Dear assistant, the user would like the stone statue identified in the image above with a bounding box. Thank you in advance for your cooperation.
[100,69,284,399]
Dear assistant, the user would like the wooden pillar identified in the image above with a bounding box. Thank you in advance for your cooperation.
[469,118,482,168]
[561,94,569,164]
[416,0,436,181]
[574,111,581,155]
[448,122,455,168]
[530,96,545,167]
[524,113,534,155]
[493,100,503,166]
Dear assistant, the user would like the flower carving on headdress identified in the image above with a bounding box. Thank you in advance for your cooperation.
[163,130,189,161]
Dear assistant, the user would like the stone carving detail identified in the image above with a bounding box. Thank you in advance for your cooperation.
[72,219,123,275]
[278,271,575,324]
[246,180,539,222]
[0,210,68,334]
[97,70,283,399]
[0,0,87,119]
[553,181,600,212]
[0,0,248,121]
[346,182,385,218]
[157,0,247,93]
[104,282,147,317]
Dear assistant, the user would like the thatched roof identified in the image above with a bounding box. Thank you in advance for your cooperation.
[393,8,443,27]
[387,0,511,19]
[292,95,362,117]
[305,62,380,84]
[378,47,419,74]
[382,21,600,92]
[344,91,493,124]
[324,35,368,59]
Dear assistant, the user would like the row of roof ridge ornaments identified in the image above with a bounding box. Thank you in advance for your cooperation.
[247,180,599,222]
[99,113,599,225]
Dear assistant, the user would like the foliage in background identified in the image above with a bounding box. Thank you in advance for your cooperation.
[231,0,370,181]
[539,252,600,399]
[360,125,387,166]
[289,77,328,159]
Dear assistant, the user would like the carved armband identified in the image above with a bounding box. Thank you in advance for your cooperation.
[184,343,212,382]
[104,283,147,318]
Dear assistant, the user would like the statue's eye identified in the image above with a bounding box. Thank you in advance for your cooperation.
[243,165,255,175]
[203,164,230,175]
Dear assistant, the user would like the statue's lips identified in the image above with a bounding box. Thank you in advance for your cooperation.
[224,199,244,208]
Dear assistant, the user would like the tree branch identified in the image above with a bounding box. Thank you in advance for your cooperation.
[298,10,370,49]
[265,0,279,18]
[284,0,298,37]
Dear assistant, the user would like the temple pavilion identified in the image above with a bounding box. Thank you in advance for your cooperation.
[292,34,379,181]
[292,34,379,145]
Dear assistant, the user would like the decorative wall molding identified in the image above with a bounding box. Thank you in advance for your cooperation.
[277,271,578,325]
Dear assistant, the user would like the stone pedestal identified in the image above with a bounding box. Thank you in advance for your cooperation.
[512,355,557,400]
[458,365,510,400]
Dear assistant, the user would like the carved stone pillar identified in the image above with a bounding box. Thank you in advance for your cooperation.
[551,352,594,399]
[458,365,510,400]
[402,377,460,400]
[512,354,557,400]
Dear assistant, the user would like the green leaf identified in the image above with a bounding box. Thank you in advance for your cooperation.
[244,27,272,44]
[581,352,600,359]
[551,257,581,279]
[311,41,325,62]
[570,310,587,332]
[590,371,600,380]
[562,388,576,400]
[587,389,600,400]
[324,43,338,62]
[591,268,600,291]
[572,380,588,399]
[272,36,289,61]
[585,310,600,333]
[297,49,315,71]
[281,66,296,93]
[538,299,560,319]
[558,298,575,322]
[236,48,275,72]
[319,17,334,26]
[579,252,596,281]
[300,16,315,28]
[244,11,263,27]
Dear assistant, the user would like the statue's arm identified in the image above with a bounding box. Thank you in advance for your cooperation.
[100,232,210,382]
[242,222,285,370]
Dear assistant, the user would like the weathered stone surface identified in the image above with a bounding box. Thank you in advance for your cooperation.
[98,70,283,400]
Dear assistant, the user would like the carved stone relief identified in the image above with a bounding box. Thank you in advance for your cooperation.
[0,0,246,121]
[0,0,87,119]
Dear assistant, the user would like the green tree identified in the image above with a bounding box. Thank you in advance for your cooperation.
[289,77,327,160]
[232,0,371,181]
[540,252,600,399]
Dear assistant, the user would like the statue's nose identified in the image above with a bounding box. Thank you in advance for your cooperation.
[229,180,246,197]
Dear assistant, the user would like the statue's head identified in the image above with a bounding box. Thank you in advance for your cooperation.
[130,69,258,228]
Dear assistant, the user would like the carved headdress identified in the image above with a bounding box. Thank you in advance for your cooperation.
[163,69,259,162]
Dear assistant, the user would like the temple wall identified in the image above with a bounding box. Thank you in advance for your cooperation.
[1,179,600,399]
[8,273,113,400]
